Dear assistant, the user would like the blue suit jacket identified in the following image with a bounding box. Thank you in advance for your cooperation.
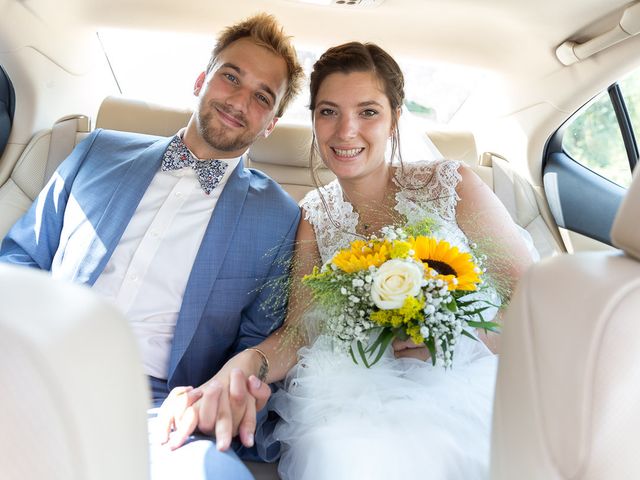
[0,129,300,390]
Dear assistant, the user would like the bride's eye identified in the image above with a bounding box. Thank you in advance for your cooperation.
[361,109,378,117]
[318,108,336,116]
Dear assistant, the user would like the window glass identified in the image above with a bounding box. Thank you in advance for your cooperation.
[562,90,632,187]
[98,29,483,126]
[619,68,640,156]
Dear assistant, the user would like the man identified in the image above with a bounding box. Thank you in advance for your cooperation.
[0,13,303,479]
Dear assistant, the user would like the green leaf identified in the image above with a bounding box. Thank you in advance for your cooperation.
[357,340,371,369]
[369,330,395,366]
[425,337,437,366]
[461,329,478,342]
[349,346,358,364]
[466,320,501,332]
[445,300,458,313]
[365,328,386,354]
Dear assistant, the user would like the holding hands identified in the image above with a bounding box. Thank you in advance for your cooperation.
[157,349,271,451]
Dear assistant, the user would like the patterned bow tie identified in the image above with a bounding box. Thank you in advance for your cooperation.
[161,135,228,195]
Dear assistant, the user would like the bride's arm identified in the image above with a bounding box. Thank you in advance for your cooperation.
[455,164,534,352]
[157,210,321,450]
[250,212,321,383]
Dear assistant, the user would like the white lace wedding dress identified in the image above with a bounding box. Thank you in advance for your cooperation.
[268,160,499,480]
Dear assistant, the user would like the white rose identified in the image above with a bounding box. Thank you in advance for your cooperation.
[370,259,424,310]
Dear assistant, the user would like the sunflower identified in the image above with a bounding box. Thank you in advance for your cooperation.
[410,236,481,290]
[332,239,391,273]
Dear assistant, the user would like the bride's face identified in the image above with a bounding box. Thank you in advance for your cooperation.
[313,71,394,182]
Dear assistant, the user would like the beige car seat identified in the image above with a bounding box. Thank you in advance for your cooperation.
[0,264,150,480]
[491,169,640,479]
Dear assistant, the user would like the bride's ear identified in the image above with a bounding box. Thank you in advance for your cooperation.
[390,106,402,136]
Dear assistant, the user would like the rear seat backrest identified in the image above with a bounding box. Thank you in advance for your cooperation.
[248,124,334,202]
[95,96,191,136]
[0,95,564,258]
[0,115,89,237]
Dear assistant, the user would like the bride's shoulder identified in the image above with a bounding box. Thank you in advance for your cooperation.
[394,159,462,189]
[300,180,342,224]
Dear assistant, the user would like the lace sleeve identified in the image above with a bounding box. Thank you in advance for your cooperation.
[300,181,359,264]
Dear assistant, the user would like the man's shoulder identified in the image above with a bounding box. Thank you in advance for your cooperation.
[244,167,298,209]
[87,128,170,150]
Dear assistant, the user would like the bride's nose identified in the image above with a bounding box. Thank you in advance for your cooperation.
[336,114,358,140]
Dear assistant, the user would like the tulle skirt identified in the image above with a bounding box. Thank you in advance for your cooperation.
[265,334,498,480]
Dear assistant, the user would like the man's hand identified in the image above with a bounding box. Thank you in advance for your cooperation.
[157,351,272,451]
[198,370,271,451]
[156,386,204,450]
[392,337,430,361]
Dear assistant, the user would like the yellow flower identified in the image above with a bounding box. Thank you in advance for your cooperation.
[406,324,425,345]
[389,240,412,259]
[370,296,424,328]
[332,240,391,273]
[411,236,481,291]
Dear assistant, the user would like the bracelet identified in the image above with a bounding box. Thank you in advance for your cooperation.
[245,347,269,382]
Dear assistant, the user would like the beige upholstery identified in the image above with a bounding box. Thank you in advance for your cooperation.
[491,169,640,479]
[96,96,191,136]
[0,95,564,260]
[0,115,89,238]
[482,153,563,258]
[0,264,150,480]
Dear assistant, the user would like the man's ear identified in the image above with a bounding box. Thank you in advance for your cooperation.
[194,72,206,96]
[263,117,280,138]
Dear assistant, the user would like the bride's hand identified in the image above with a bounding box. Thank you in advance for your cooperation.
[392,338,430,361]
[156,352,271,451]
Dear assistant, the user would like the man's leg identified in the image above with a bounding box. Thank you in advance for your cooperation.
[147,377,255,480]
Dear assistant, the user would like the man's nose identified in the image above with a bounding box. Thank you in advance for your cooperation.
[225,88,250,114]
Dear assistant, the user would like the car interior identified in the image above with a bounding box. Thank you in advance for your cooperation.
[1,0,639,478]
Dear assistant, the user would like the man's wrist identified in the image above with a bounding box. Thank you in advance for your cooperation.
[245,347,269,382]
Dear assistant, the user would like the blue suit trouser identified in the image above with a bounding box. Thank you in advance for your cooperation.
[147,376,255,480]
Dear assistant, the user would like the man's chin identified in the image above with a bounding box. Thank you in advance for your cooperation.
[201,128,252,155]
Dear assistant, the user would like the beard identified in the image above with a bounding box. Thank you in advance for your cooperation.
[196,100,259,153]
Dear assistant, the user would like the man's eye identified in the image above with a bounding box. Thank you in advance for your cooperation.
[319,108,336,116]
[257,93,270,106]
[224,73,238,83]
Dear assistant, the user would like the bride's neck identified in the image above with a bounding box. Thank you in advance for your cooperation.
[339,164,394,210]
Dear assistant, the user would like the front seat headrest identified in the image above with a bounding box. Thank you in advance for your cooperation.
[611,168,640,260]
[0,65,15,158]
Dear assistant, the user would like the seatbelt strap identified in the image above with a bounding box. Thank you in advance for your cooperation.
[44,116,82,184]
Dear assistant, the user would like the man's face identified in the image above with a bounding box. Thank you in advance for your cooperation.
[193,37,288,158]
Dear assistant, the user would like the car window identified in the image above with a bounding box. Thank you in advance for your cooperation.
[619,68,640,147]
[97,29,483,126]
[562,90,631,187]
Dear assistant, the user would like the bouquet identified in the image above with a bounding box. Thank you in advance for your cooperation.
[302,221,498,368]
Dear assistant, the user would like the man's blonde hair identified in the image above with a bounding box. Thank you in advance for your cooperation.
[206,13,303,117]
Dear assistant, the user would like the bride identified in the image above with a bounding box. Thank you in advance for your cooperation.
[255,42,535,479]
[159,41,535,479]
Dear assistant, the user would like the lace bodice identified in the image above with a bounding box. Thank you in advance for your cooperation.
[301,159,467,263]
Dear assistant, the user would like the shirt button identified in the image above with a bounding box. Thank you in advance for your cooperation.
[175,192,183,198]
[151,230,159,238]
[129,273,138,281]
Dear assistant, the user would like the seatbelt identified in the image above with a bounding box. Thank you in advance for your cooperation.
[44,116,85,184]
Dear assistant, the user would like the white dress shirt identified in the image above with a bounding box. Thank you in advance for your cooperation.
[92,139,240,379]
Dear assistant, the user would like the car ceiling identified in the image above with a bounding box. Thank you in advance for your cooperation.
[3,0,634,78]
[2,0,639,182]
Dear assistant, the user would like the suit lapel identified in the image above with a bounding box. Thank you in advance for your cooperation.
[168,159,250,380]
[84,136,172,285]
